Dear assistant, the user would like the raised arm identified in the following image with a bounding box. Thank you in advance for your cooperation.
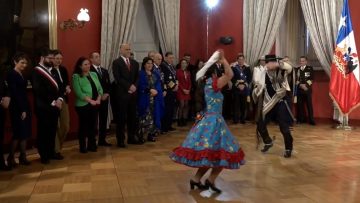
[217,53,233,89]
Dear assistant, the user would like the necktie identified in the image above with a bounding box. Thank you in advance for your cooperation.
[56,68,63,83]
[126,58,131,71]
[97,67,102,78]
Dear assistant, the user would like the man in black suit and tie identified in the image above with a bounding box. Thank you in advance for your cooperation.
[0,73,11,170]
[110,44,141,147]
[90,51,112,147]
[160,52,178,133]
[32,49,63,164]
[295,56,315,125]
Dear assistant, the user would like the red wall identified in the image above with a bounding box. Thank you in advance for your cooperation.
[3,0,102,144]
[344,0,360,119]
[179,0,243,64]
[57,0,102,136]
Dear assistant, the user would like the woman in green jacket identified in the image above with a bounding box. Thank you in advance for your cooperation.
[72,57,103,153]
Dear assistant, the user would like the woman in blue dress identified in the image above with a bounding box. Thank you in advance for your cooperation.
[137,57,164,142]
[170,51,245,193]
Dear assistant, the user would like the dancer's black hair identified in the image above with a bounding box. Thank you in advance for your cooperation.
[194,64,222,113]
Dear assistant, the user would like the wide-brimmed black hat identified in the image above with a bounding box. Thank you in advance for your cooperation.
[265,55,283,63]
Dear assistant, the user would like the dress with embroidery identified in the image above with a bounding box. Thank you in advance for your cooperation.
[170,77,245,169]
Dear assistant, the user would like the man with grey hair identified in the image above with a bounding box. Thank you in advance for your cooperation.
[111,44,141,147]
[148,50,157,60]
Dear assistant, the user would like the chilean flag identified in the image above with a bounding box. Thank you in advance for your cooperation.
[330,0,360,115]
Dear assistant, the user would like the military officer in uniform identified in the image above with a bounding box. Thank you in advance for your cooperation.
[295,56,315,125]
[232,54,251,124]
[161,52,178,133]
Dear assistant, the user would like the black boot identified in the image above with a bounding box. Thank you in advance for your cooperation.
[19,153,31,165]
[261,143,273,153]
[284,150,292,158]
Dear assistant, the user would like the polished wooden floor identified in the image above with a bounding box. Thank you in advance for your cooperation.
[1,122,360,203]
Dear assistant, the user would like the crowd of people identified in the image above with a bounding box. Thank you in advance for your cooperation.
[0,43,316,173]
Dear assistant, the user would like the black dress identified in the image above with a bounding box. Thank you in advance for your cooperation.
[7,69,31,139]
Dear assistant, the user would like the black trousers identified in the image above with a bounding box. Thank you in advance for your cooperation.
[75,104,98,151]
[233,93,247,123]
[111,86,137,144]
[36,109,59,161]
[297,90,314,123]
[257,101,293,150]
[98,98,109,142]
[162,91,176,131]
[0,107,6,167]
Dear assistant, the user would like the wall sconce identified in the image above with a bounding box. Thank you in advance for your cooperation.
[60,8,90,30]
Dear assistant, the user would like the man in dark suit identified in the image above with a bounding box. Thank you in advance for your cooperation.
[160,52,178,133]
[50,50,70,160]
[295,56,315,125]
[90,51,111,147]
[0,0,22,65]
[231,54,252,124]
[32,49,63,164]
[0,73,11,171]
[110,44,141,147]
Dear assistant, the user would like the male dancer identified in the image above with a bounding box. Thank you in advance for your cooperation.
[252,55,294,158]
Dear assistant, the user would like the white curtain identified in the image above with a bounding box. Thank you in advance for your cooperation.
[276,0,302,63]
[243,0,287,66]
[300,0,343,76]
[100,0,139,127]
[100,0,139,70]
[152,0,180,61]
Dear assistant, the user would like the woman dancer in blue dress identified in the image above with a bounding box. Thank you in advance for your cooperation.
[170,50,245,193]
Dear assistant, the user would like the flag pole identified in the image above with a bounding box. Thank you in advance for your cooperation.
[335,113,353,130]
[342,114,353,130]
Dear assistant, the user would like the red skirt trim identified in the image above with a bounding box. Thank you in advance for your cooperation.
[172,147,245,163]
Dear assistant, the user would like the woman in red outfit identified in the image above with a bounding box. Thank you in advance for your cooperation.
[176,59,192,126]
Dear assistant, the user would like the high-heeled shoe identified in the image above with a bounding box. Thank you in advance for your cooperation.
[190,179,207,190]
[205,179,222,193]
[7,157,17,169]
[261,143,273,153]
